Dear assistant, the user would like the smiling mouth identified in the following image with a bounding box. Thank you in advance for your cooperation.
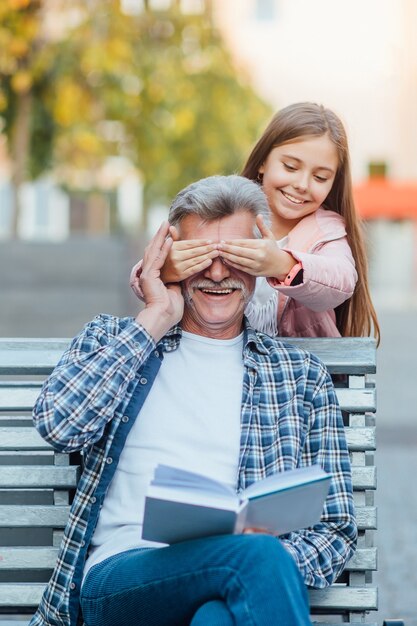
[200,288,236,296]
[281,190,307,204]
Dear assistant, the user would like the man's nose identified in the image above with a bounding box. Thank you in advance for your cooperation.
[204,256,230,282]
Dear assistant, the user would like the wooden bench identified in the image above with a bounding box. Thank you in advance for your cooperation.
[0,336,387,625]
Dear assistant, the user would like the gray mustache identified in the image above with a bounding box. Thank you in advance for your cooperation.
[189,279,245,291]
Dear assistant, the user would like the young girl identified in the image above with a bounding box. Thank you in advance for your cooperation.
[131,102,380,343]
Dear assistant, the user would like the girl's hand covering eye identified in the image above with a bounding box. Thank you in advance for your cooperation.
[217,215,297,281]
[160,225,220,283]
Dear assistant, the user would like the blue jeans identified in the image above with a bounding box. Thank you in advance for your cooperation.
[80,534,311,626]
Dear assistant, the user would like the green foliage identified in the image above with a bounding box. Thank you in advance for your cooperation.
[0,0,273,226]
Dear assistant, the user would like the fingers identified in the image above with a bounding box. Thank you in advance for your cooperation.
[179,256,215,278]
[218,243,259,261]
[169,225,179,241]
[256,214,276,240]
[175,248,219,270]
[143,221,172,271]
[173,239,216,251]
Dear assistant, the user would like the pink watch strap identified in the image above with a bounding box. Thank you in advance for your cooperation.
[283,262,303,286]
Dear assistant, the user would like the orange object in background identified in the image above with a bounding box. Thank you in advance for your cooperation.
[354,178,417,220]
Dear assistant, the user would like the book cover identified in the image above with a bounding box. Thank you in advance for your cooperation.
[142,464,331,544]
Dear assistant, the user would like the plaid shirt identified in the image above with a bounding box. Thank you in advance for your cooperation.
[30,314,357,626]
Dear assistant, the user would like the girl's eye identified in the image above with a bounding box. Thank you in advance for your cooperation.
[283,163,296,172]
[314,175,328,182]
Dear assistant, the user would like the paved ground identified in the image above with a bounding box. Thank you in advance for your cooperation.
[372,310,417,625]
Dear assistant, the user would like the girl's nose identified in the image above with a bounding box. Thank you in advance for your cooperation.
[293,172,309,193]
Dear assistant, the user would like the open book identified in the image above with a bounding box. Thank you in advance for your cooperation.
[142,464,331,544]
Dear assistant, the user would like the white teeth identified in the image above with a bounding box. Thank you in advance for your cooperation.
[201,289,233,294]
[282,191,305,204]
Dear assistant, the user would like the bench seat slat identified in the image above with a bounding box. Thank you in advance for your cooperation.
[345,427,375,451]
[0,547,58,569]
[309,586,378,611]
[0,384,376,413]
[0,504,375,531]
[0,428,52,451]
[0,583,378,611]
[0,546,376,572]
[0,427,375,453]
[355,506,377,530]
[346,547,377,571]
[0,337,377,375]
[0,583,45,607]
[0,340,69,376]
[0,505,71,527]
[351,466,376,490]
[284,338,377,374]
[0,466,374,490]
[0,466,79,489]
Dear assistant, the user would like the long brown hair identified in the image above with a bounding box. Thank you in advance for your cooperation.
[241,102,380,344]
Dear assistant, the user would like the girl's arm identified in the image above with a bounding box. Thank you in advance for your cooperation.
[268,237,357,311]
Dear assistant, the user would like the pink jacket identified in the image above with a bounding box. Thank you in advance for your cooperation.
[245,208,357,338]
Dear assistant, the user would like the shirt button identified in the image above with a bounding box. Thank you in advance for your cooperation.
[122,415,129,423]
[81,540,86,547]
[70,582,76,590]
[106,457,113,464]
[140,377,147,385]
[154,350,159,358]
[91,496,96,504]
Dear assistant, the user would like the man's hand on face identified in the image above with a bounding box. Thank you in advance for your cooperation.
[135,222,184,342]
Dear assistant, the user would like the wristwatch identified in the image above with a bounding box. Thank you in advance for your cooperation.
[283,262,303,286]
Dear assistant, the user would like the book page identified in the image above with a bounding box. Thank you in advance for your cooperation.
[243,465,329,499]
[152,464,236,497]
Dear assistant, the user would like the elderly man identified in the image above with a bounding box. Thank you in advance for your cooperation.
[30,175,356,626]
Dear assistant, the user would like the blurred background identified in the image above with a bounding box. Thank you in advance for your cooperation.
[1,0,416,622]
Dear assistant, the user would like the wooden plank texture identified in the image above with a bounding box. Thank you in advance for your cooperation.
[0,340,68,375]
[352,466,376,490]
[0,583,378,611]
[0,505,71,528]
[0,545,376,572]
[0,583,44,607]
[0,547,58,569]
[345,427,376,451]
[0,383,375,414]
[0,466,79,489]
[0,338,376,375]
[0,384,43,412]
[283,337,377,374]
[309,586,378,611]
[0,427,52,451]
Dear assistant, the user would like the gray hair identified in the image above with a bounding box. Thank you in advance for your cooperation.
[168,175,271,236]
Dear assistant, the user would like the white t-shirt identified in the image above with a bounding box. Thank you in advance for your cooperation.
[245,236,288,336]
[83,330,244,579]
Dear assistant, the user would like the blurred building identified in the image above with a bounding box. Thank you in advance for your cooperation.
[210,0,417,183]
[209,0,417,310]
